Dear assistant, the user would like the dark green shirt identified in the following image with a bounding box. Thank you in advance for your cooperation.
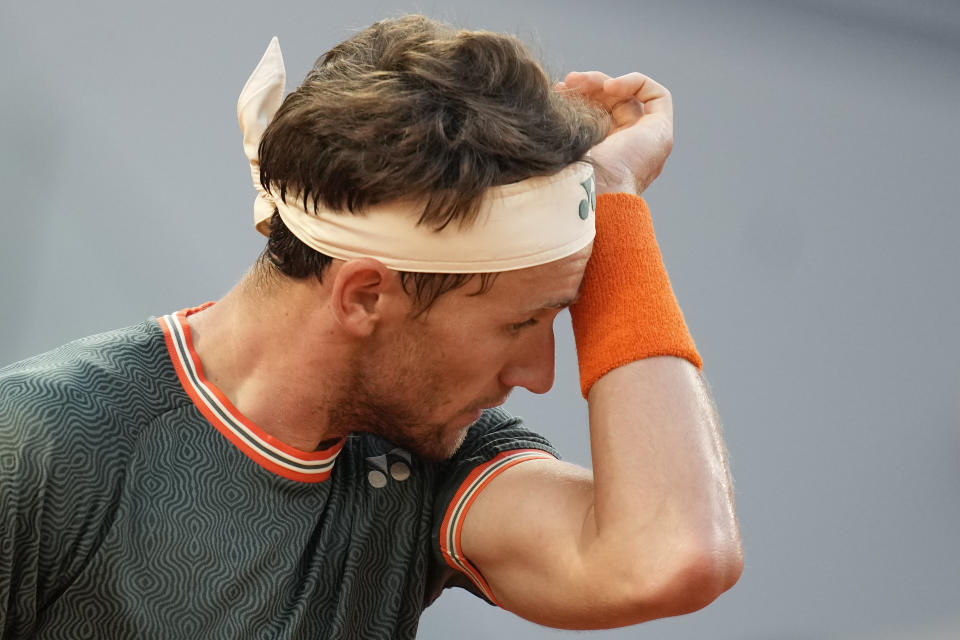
[0,309,557,639]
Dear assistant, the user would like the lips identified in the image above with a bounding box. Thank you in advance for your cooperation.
[473,397,508,413]
[462,391,511,419]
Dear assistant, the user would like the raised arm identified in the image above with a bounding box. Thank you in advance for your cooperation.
[455,72,743,629]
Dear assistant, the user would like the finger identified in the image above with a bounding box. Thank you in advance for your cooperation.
[603,72,672,118]
[564,70,612,89]
[562,71,622,111]
[603,72,667,101]
[609,99,645,130]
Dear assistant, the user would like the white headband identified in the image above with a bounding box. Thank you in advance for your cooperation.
[237,38,596,273]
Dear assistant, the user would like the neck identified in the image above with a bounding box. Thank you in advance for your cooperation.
[186,270,349,451]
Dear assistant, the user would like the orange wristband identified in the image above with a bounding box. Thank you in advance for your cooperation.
[569,193,702,398]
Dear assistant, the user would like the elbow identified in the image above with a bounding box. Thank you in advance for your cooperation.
[616,533,744,623]
[531,535,743,630]
[653,539,744,616]
[644,504,745,616]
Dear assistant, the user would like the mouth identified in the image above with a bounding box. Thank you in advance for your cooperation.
[458,392,511,425]
[471,396,509,415]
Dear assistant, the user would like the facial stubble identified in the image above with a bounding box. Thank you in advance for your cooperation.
[328,330,470,462]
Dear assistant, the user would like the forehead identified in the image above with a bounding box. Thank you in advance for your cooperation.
[476,243,593,311]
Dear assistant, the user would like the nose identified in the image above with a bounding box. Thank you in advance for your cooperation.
[499,326,556,395]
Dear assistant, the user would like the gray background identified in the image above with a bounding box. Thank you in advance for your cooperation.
[2,0,958,638]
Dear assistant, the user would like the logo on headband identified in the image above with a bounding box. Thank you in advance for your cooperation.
[579,174,596,220]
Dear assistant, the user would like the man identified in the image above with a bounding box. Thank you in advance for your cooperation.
[0,14,742,638]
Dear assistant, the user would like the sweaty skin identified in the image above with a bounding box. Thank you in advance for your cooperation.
[458,71,742,629]
[188,69,741,630]
[187,246,588,462]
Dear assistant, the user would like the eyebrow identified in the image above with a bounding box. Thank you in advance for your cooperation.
[526,278,585,312]
[540,297,577,310]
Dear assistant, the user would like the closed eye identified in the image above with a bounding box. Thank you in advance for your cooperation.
[509,318,538,332]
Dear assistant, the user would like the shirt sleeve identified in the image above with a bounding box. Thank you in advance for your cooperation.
[426,407,558,607]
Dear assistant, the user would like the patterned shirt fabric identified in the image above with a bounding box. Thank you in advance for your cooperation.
[0,308,558,639]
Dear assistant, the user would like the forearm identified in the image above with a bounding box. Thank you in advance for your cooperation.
[570,192,741,617]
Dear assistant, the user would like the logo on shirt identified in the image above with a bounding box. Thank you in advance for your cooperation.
[365,448,412,488]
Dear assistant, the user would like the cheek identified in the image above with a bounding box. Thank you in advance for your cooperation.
[432,328,511,384]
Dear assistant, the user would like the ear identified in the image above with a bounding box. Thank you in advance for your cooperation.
[330,258,405,337]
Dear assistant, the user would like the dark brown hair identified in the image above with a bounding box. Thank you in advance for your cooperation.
[256,14,608,312]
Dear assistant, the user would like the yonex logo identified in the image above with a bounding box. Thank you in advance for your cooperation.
[365,448,413,488]
[578,174,596,220]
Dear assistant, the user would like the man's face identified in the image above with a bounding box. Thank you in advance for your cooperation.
[337,245,592,461]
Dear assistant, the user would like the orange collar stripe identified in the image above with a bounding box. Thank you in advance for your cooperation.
[158,307,344,484]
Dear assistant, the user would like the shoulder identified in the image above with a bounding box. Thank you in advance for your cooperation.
[0,319,187,539]
[1,319,171,384]
[426,408,561,600]
[433,407,561,510]
[448,407,559,466]
[0,319,182,459]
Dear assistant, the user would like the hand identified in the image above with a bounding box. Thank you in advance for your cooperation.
[556,71,674,195]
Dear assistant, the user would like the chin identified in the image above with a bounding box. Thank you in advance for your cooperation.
[446,425,471,457]
[372,419,467,463]
[421,424,473,463]
[351,400,478,463]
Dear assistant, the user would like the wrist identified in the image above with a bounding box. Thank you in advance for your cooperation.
[596,183,638,196]
[569,193,701,398]
[594,168,638,196]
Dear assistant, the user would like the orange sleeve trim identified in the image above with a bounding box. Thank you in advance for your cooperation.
[438,449,556,605]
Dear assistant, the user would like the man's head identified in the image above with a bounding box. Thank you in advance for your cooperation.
[254,14,608,312]
[243,15,608,458]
